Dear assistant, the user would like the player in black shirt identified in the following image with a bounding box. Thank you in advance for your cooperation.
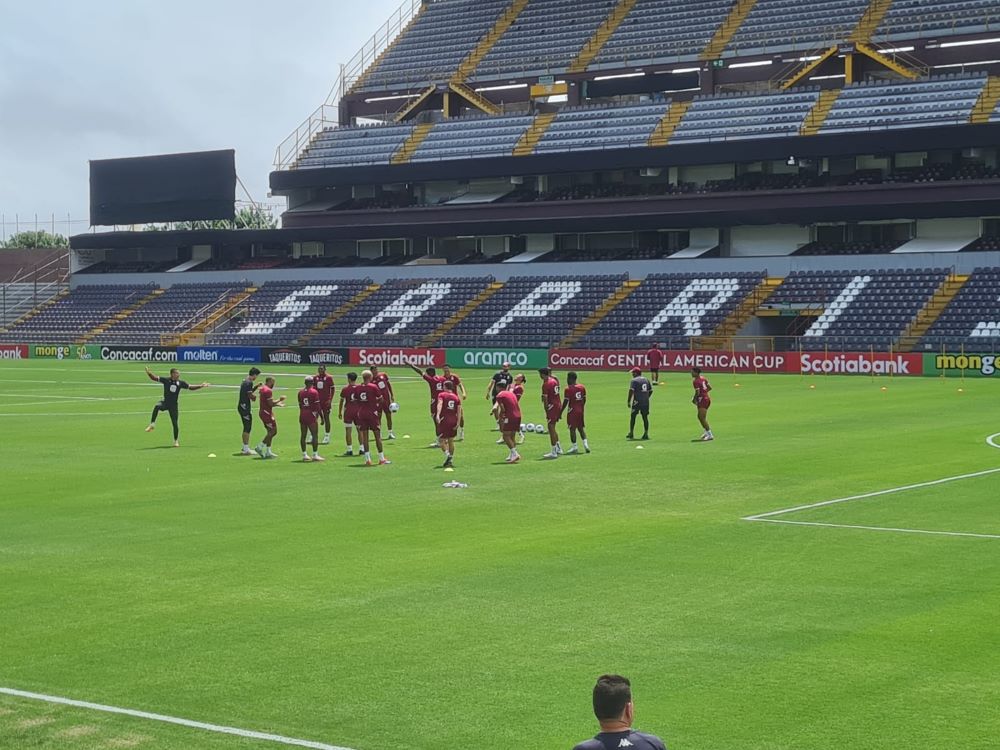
[238,367,262,455]
[572,674,667,750]
[486,361,514,433]
[627,367,653,440]
[144,366,209,447]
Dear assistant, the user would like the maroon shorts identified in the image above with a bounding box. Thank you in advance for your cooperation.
[436,419,458,439]
[697,399,711,410]
[356,412,381,431]
[260,413,276,431]
[299,414,317,427]
[546,405,562,424]
[344,408,358,426]
[320,402,333,417]
[567,411,585,430]
[502,416,521,434]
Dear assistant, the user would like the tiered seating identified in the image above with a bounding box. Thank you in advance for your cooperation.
[793,241,903,256]
[672,89,820,142]
[311,277,494,347]
[592,0,732,69]
[471,0,616,80]
[296,122,415,169]
[1,285,154,343]
[412,114,533,161]
[920,269,1000,349]
[92,283,244,345]
[820,74,987,134]
[441,275,626,347]
[211,281,372,346]
[874,0,1000,42]
[356,0,511,91]
[724,0,869,57]
[578,272,764,348]
[78,260,177,274]
[964,236,1000,252]
[536,103,667,152]
[767,269,947,350]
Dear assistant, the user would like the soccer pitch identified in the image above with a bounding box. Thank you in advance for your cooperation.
[1,360,998,750]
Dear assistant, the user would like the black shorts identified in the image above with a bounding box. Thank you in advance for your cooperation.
[238,408,252,432]
[156,401,178,418]
[631,403,650,416]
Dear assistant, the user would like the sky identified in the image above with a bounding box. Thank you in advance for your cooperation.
[0,0,401,237]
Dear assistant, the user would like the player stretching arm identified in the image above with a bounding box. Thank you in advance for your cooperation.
[492,385,522,464]
[255,376,285,459]
[691,367,714,441]
[144,367,208,447]
[370,365,396,440]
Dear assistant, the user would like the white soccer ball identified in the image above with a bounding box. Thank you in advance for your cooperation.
[389,402,400,412]
[525,423,535,432]
[534,424,546,434]
[519,424,528,433]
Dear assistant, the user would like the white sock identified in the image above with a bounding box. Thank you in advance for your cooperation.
[571,442,577,450]
[509,449,516,459]
[243,442,249,450]
[583,439,590,449]
[365,451,372,461]
[379,452,385,460]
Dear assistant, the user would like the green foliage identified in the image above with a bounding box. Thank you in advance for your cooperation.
[1,362,998,749]
[141,206,278,233]
[1,230,69,249]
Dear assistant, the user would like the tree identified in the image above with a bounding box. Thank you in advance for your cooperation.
[140,206,278,233]
[1,230,69,249]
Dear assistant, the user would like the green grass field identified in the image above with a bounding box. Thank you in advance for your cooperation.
[1,360,998,750]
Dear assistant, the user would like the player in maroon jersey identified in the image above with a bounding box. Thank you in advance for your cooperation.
[491,384,522,464]
[512,373,526,444]
[646,342,664,385]
[356,370,391,466]
[369,364,396,440]
[313,364,335,445]
[297,377,324,463]
[538,367,563,459]
[441,363,467,441]
[561,371,591,454]
[409,362,446,446]
[435,381,463,468]
[691,367,714,441]
[338,371,360,456]
[255,376,286,459]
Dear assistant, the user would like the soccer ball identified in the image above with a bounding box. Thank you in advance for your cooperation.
[534,424,546,434]
[525,423,535,432]
[389,402,400,412]
[519,424,528,433]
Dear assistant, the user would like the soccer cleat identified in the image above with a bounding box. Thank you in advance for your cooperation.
[343,449,354,456]
[254,445,264,458]
[241,447,253,456]
[443,457,453,468]
[496,437,505,444]
[641,434,650,440]
[173,440,180,448]
[364,458,373,466]
[585,446,592,454]
[388,432,396,440]
[701,434,714,441]
[516,433,525,444]
[145,425,155,432]
[566,445,579,454]
[266,450,278,459]
[321,435,330,445]
[555,444,564,455]
[542,451,559,459]
[313,454,325,462]
[505,454,520,463]
[302,454,312,462]
[626,433,634,440]
[427,441,440,449]
[379,458,392,465]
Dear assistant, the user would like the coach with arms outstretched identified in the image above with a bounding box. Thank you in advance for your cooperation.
[572,674,667,750]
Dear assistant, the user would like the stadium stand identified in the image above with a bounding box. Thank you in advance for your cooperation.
[354,0,511,92]
[819,74,988,133]
[590,0,733,69]
[470,0,619,80]
[440,275,628,348]
[536,103,667,152]
[296,122,415,169]
[1,285,155,343]
[723,0,870,57]
[873,0,1000,42]
[411,113,534,162]
[671,88,820,142]
[309,277,495,346]
[577,272,764,348]
[766,268,948,350]
[919,268,1000,350]
[210,280,374,347]
[91,282,246,345]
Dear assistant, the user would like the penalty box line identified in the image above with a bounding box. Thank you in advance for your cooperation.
[0,687,357,750]
[742,440,1000,540]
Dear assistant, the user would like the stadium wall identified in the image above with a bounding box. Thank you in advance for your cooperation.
[68,251,1000,289]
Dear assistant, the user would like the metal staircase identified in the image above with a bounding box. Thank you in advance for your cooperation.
[799,90,841,135]
[296,285,381,346]
[701,0,759,60]
[895,274,969,352]
[451,0,530,84]
[559,279,641,348]
[391,123,436,164]
[567,0,639,74]
[971,76,1000,124]
[694,278,782,350]
[419,282,504,346]
[648,101,692,147]
[513,112,558,156]
[76,288,164,344]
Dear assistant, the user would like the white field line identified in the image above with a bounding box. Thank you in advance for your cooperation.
[0,408,236,418]
[743,437,1000,540]
[0,687,355,750]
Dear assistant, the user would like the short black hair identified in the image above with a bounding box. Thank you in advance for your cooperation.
[444,381,456,392]
[347,372,358,382]
[426,367,437,376]
[567,371,578,384]
[249,367,261,377]
[169,368,180,376]
[538,367,551,376]
[593,674,632,720]
[692,367,702,375]
[265,376,275,386]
